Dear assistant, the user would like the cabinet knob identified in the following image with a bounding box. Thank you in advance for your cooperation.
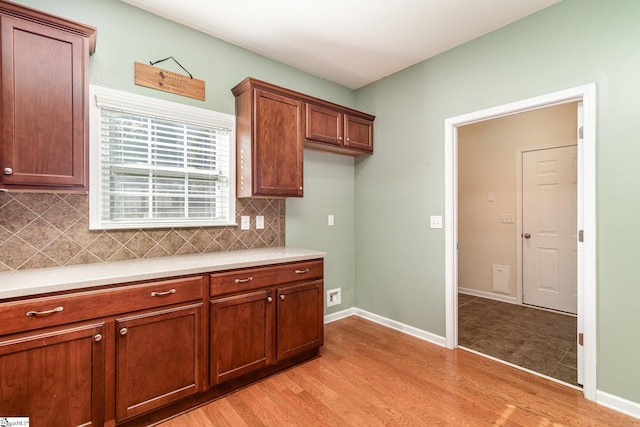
[3,167,12,175]
[120,328,128,336]
[338,136,343,141]
[280,294,286,300]
[94,334,103,342]
[346,138,350,142]
[299,186,303,191]
[267,296,273,303]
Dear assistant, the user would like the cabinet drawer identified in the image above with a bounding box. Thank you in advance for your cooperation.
[210,259,323,296]
[0,275,204,336]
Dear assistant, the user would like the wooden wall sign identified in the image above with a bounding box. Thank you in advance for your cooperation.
[134,62,205,100]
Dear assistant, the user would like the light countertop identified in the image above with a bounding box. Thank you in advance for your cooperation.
[0,247,325,300]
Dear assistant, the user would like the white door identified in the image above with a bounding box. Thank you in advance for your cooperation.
[522,145,577,314]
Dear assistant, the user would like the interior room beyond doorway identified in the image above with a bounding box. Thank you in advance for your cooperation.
[456,102,579,383]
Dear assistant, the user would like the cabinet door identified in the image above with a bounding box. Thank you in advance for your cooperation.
[305,103,343,146]
[0,322,105,426]
[210,289,275,385]
[253,89,303,197]
[344,114,374,153]
[276,280,324,360]
[115,303,205,421]
[1,16,88,190]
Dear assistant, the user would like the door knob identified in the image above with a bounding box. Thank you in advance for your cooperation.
[523,233,531,239]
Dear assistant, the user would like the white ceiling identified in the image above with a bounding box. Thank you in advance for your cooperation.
[122,0,561,89]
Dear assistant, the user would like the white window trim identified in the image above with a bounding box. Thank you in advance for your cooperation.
[89,85,236,230]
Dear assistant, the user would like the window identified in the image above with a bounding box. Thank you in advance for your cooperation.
[89,86,235,230]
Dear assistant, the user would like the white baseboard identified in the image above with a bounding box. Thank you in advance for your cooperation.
[597,390,640,420]
[459,287,517,304]
[324,307,445,347]
[324,307,357,324]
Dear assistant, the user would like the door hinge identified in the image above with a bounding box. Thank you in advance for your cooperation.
[578,230,584,242]
[578,332,584,346]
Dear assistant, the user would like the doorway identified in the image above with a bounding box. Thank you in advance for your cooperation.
[456,104,579,384]
[443,84,597,401]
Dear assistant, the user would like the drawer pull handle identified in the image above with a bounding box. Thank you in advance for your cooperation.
[94,334,103,342]
[295,269,310,274]
[151,289,176,297]
[26,306,64,317]
[234,277,253,284]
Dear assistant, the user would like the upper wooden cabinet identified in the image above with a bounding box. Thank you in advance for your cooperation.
[233,79,304,198]
[305,102,374,154]
[232,77,375,198]
[0,1,96,191]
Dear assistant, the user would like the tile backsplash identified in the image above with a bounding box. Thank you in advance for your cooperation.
[0,192,285,271]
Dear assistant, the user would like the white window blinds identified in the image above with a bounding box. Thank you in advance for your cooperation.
[89,86,236,230]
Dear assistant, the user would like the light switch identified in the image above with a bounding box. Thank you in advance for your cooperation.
[256,215,264,229]
[328,214,334,226]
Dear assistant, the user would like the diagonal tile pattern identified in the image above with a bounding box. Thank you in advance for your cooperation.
[458,293,579,386]
[0,193,285,271]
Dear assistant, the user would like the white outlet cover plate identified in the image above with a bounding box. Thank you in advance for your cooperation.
[241,216,250,230]
[326,287,341,307]
[256,215,264,229]
[430,215,443,229]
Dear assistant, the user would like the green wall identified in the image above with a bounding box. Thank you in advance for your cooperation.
[13,0,640,408]
[13,0,358,309]
[287,151,356,314]
[354,0,640,404]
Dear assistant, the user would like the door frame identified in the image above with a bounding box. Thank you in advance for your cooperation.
[444,83,597,400]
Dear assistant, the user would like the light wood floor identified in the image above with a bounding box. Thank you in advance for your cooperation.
[159,316,640,426]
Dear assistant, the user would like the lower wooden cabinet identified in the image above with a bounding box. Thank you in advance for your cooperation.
[276,280,324,360]
[0,259,323,426]
[115,302,205,421]
[0,322,105,426]
[210,289,274,385]
[209,262,324,387]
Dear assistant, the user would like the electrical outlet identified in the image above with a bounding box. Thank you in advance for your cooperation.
[500,214,515,224]
[430,215,443,229]
[256,215,264,229]
[327,288,341,307]
[240,216,250,230]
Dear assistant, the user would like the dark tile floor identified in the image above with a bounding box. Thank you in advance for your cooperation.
[458,293,579,386]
